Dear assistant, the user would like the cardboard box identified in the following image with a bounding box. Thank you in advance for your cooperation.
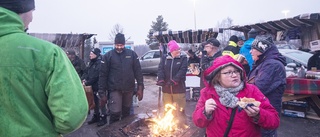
[310,40,320,52]
[283,109,306,118]
[282,100,308,107]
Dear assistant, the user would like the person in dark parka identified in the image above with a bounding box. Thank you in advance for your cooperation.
[156,40,188,112]
[82,48,107,126]
[247,34,286,137]
[98,33,144,124]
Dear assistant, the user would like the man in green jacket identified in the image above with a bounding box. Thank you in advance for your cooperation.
[0,1,88,136]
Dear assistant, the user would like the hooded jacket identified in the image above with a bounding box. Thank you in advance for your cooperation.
[240,38,255,70]
[157,53,188,93]
[248,45,286,113]
[0,7,88,137]
[193,55,279,137]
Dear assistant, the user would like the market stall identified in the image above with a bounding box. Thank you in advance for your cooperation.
[283,77,320,119]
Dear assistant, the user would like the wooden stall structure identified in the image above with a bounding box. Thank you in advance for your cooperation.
[29,33,95,60]
[228,13,320,49]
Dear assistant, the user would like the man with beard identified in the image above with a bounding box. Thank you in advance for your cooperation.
[98,33,144,124]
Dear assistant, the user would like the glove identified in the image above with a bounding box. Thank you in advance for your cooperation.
[156,80,165,86]
[166,80,177,86]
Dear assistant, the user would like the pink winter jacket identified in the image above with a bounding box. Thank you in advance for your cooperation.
[192,84,280,137]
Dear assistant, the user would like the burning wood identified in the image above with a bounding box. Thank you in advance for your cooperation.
[148,104,189,136]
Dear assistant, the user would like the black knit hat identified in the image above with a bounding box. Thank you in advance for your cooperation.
[204,38,220,47]
[251,35,274,53]
[229,35,239,43]
[0,0,35,14]
[114,33,125,45]
[91,48,101,56]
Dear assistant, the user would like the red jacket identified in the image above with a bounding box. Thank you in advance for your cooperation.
[192,56,279,137]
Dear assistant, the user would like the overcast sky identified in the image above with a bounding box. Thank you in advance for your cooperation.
[29,0,319,45]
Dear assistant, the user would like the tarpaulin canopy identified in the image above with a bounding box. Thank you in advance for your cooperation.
[228,13,320,33]
[151,28,223,44]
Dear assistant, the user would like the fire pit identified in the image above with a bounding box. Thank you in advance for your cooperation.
[97,115,203,137]
[97,104,205,137]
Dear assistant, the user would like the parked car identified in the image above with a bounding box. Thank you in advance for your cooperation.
[139,50,187,74]
[276,44,297,50]
[278,49,313,76]
[139,50,161,74]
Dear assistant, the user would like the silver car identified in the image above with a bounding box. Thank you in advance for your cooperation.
[139,50,161,74]
[278,49,312,75]
[139,50,187,74]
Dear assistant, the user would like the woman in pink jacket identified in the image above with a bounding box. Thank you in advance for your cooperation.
[192,55,279,137]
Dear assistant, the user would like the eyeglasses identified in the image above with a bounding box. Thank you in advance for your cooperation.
[221,70,240,76]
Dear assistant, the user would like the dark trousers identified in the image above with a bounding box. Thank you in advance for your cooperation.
[108,91,133,121]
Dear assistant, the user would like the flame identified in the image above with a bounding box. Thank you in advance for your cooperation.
[150,104,179,135]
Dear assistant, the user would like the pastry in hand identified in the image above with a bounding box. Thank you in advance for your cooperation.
[237,97,261,111]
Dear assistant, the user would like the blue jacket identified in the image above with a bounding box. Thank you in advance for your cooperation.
[240,38,254,70]
[248,45,286,113]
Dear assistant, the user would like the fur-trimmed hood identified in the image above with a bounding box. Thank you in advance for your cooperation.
[203,55,246,87]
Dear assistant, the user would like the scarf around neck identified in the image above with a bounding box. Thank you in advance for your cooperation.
[214,82,244,108]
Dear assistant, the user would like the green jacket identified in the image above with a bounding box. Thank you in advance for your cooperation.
[0,7,88,137]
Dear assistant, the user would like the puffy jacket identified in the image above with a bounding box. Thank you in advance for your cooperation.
[240,38,255,70]
[99,49,144,92]
[157,53,188,93]
[248,45,286,113]
[82,55,102,92]
[193,55,279,137]
[0,7,88,137]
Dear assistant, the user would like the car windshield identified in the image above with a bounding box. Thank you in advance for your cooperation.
[279,49,312,66]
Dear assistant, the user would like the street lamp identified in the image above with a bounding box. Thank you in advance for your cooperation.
[193,0,197,30]
[282,10,290,18]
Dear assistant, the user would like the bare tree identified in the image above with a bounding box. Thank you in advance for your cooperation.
[216,17,243,47]
[108,24,131,41]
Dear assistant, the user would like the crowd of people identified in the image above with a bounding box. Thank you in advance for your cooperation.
[1,1,319,137]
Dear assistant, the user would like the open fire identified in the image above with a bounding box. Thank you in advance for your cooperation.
[97,103,201,137]
[149,104,189,136]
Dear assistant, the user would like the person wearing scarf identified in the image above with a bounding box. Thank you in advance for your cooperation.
[192,55,279,137]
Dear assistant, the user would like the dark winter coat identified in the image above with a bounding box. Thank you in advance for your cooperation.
[307,51,320,70]
[200,50,222,88]
[248,45,286,113]
[71,56,86,78]
[99,49,144,92]
[82,55,102,92]
[157,53,188,94]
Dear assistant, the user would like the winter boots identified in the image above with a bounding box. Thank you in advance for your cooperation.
[97,115,107,127]
[88,113,100,125]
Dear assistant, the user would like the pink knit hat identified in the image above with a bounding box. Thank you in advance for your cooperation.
[168,40,180,52]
